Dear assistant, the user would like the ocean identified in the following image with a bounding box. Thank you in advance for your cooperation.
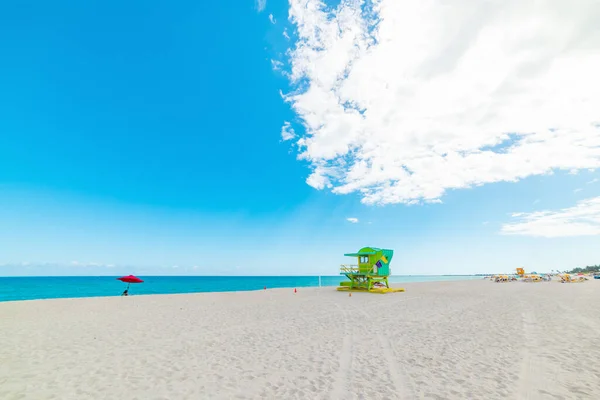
[0,275,480,302]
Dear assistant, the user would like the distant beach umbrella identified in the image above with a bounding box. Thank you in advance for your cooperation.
[116,275,144,295]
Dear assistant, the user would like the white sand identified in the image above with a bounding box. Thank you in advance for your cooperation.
[1,279,600,400]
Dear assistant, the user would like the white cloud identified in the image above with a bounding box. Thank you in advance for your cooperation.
[256,0,266,12]
[533,199,541,205]
[269,14,276,24]
[587,178,599,184]
[282,0,600,205]
[283,28,290,40]
[500,197,600,237]
[346,217,359,223]
[70,261,115,268]
[574,188,583,193]
[271,59,284,71]
[281,121,296,141]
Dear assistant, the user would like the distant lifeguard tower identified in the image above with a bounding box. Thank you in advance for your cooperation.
[337,247,405,293]
[516,268,525,276]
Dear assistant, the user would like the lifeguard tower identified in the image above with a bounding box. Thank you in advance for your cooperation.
[337,247,405,294]
[516,268,525,276]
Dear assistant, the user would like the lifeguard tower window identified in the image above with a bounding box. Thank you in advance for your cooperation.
[360,256,369,263]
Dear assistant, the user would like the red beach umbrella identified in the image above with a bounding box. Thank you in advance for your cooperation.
[116,275,143,295]
[117,275,144,283]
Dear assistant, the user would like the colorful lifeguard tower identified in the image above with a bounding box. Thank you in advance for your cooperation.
[337,247,405,294]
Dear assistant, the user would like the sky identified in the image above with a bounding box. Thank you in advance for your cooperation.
[1,0,600,276]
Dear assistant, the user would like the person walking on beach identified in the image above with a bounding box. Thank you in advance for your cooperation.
[121,289,129,296]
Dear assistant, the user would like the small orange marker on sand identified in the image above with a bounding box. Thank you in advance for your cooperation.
[349,293,352,297]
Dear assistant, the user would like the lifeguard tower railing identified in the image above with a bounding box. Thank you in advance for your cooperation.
[340,264,381,275]
[340,264,360,275]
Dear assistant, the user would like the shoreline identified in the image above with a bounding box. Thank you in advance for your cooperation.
[0,273,479,277]
[0,282,416,304]
[0,274,481,303]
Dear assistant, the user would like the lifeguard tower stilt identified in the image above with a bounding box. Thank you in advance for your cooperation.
[337,247,405,294]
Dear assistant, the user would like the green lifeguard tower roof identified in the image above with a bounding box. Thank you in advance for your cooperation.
[344,247,394,263]
[343,249,379,257]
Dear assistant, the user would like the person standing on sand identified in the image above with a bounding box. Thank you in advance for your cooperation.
[121,289,129,296]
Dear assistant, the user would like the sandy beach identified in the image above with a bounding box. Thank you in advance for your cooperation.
[1,279,599,400]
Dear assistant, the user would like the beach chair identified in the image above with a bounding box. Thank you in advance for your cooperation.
[559,274,585,283]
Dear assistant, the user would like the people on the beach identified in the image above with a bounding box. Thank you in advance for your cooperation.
[121,289,129,296]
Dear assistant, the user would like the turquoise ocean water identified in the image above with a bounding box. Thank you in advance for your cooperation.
[0,275,479,302]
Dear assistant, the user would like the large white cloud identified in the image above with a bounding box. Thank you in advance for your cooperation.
[501,197,600,237]
[282,0,600,205]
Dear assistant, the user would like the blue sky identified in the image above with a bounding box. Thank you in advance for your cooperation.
[1,1,600,276]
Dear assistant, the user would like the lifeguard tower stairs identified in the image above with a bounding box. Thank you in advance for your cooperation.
[337,247,405,294]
